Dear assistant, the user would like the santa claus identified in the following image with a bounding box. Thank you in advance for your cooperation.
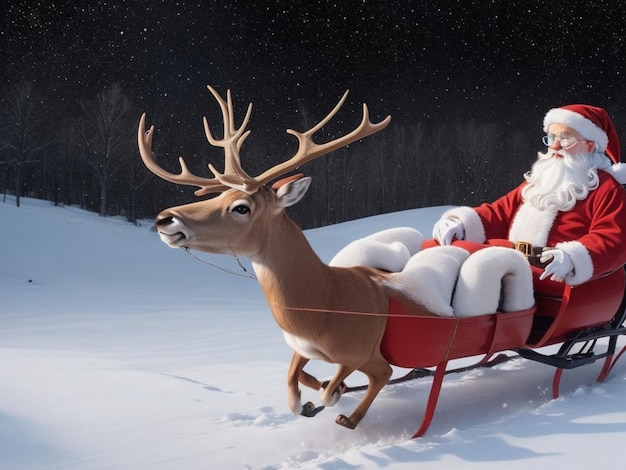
[432,104,626,285]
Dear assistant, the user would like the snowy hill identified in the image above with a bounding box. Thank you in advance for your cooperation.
[2,197,626,469]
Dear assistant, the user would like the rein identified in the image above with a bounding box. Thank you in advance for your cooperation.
[183,247,257,279]
[272,305,447,319]
[182,249,448,319]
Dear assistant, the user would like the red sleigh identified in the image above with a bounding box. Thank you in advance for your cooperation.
[378,240,626,437]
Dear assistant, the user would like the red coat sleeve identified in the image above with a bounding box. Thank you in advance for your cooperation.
[473,183,526,240]
[552,173,626,279]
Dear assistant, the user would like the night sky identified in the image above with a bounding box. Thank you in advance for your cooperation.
[3,0,626,152]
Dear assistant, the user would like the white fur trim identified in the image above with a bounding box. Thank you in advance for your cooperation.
[387,246,470,317]
[361,227,424,255]
[330,239,410,271]
[608,162,626,185]
[440,206,486,242]
[329,227,423,270]
[556,240,594,285]
[453,247,534,317]
[508,203,557,246]
[543,108,608,151]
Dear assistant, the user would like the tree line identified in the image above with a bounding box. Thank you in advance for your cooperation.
[0,81,537,229]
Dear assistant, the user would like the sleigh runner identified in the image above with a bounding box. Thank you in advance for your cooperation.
[138,86,626,438]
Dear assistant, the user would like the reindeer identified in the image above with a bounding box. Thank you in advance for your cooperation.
[137,86,528,430]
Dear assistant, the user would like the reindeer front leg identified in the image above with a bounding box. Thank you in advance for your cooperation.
[298,368,323,390]
[287,352,320,416]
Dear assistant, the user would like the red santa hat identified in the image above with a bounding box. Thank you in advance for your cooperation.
[543,104,626,183]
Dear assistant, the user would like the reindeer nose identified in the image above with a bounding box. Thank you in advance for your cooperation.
[154,214,188,246]
[155,215,175,228]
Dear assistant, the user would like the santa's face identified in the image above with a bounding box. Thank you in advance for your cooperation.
[546,123,595,157]
[522,125,609,212]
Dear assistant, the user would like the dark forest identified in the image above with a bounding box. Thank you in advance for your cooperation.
[2,1,626,228]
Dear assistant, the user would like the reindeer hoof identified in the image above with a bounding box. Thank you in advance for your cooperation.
[335,414,357,429]
[301,401,324,417]
[321,380,347,397]
[301,401,316,417]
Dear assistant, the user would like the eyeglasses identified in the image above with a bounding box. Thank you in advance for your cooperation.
[541,134,588,149]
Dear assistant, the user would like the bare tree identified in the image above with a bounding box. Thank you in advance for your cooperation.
[383,122,427,211]
[51,116,83,206]
[421,122,456,206]
[451,119,502,205]
[79,83,133,216]
[0,82,50,207]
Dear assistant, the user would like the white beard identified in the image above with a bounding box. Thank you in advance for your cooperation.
[508,150,611,246]
[521,149,611,212]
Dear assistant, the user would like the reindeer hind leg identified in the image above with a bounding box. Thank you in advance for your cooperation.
[320,364,355,407]
[336,354,392,429]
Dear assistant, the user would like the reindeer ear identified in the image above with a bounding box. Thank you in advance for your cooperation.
[275,176,311,208]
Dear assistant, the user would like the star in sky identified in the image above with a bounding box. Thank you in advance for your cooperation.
[3,1,625,123]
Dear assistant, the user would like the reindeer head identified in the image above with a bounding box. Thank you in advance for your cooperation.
[138,86,390,258]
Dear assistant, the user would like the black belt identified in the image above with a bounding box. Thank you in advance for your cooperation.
[513,241,549,269]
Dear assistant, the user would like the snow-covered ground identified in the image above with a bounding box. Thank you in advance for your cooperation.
[2,196,626,469]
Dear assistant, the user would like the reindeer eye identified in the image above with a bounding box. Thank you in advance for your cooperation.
[232,205,250,215]
[229,199,251,215]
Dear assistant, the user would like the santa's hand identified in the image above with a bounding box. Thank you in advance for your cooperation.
[539,249,573,282]
[432,218,464,245]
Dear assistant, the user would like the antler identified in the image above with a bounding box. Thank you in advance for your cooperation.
[202,86,255,191]
[138,87,392,195]
[138,113,232,196]
[245,90,391,193]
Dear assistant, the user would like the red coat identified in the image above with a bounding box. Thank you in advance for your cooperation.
[441,171,626,284]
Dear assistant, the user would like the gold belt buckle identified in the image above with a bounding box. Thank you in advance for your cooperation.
[515,241,531,257]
